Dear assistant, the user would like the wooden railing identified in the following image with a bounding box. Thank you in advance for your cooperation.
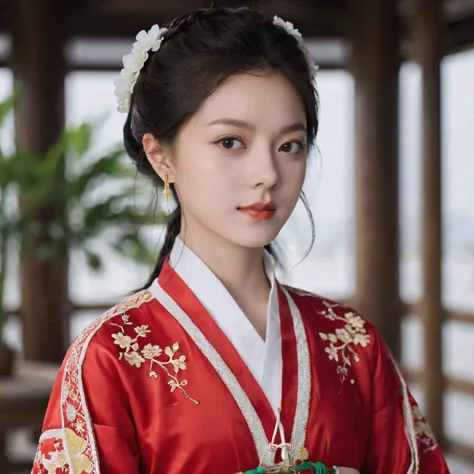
[402,302,474,465]
[404,302,474,324]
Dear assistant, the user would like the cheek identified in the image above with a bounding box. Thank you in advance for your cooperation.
[279,159,307,194]
[175,144,242,192]
[174,158,238,213]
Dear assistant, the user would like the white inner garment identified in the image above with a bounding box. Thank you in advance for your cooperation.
[169,236,282,413]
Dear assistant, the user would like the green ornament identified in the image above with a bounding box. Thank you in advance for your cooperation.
[243,461,330,474]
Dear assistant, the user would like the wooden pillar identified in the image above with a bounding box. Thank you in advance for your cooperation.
[412,0,444,443]
[351,0,401,358]
[0,432,6,473]
[11,0,70,362]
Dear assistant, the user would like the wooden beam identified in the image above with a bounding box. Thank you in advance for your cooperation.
[444,439,474,466]
[412,0,445,443]
[2,1,474,51]
[404,367,474,398]
[404,301,474,324]
[446,376,474,397]
[96,0,203,15]
[445,309,474,324]
[58,0,350,39]
[91,0,348,25]
[443,0,474,22]
[445,16,474,53]
[350,0,402,358]
[63,11,347,39]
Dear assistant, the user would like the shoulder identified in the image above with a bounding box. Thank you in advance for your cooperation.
[283,285,380,367]
[285,285,402,374]
[56,290,157,418]
[34,291,156,474]
[284,284,374,335]
[283,284,349,310]
[64,289,156,372]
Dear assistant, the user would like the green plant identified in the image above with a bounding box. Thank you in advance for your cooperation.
[0,94,17,345]
[0,95,162,344]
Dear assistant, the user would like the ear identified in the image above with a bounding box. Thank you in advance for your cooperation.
[142,133,175,182]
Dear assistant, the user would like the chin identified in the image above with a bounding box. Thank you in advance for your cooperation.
[228,228,281,249]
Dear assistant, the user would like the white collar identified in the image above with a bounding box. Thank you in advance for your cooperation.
[169,236,282,410]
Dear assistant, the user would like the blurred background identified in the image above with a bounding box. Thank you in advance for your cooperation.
[0,0,473,473]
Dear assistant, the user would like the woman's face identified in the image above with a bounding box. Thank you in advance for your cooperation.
[149,71,308,249]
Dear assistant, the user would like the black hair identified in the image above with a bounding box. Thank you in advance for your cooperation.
[123,6,319,289]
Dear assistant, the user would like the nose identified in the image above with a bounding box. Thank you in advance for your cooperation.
[249,146,279,190]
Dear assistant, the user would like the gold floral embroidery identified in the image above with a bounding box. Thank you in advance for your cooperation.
[412,405,438,453]
[111,314,199,404]
[44,289,155,474]
[318,301,371,384]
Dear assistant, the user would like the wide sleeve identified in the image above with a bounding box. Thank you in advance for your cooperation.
[32,338,140,474]
[362,329,450,474]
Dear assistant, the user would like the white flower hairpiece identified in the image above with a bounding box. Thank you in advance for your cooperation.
[114,16,318,113]
[114,24,168,113]
[272,15,319,76]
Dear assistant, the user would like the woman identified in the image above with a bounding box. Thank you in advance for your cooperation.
[32,7,449,474]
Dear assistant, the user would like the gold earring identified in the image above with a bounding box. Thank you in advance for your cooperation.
[162,174,173,215]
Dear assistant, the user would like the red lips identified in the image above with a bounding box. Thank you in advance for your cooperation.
[238,202,276,220]
[239,201,276,211]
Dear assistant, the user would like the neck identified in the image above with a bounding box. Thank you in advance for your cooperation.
[178,229,271,302]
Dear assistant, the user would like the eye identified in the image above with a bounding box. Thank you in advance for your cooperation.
[279,140,305,154]
[216,137,244,150]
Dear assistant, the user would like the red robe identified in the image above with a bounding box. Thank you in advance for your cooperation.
[32,258,449,473]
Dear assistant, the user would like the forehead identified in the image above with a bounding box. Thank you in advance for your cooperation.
[192,72,306,130]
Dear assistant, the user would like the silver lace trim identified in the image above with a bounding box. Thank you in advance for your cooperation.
[281,287,311,452]
[150,280,273,463]
[390,353,419,474]
[59,290,154,474]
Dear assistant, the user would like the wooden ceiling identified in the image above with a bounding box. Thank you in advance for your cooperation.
[0,0,349,39]
[0,0,473,66]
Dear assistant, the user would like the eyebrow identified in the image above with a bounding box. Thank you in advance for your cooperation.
[207,118,307,134]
